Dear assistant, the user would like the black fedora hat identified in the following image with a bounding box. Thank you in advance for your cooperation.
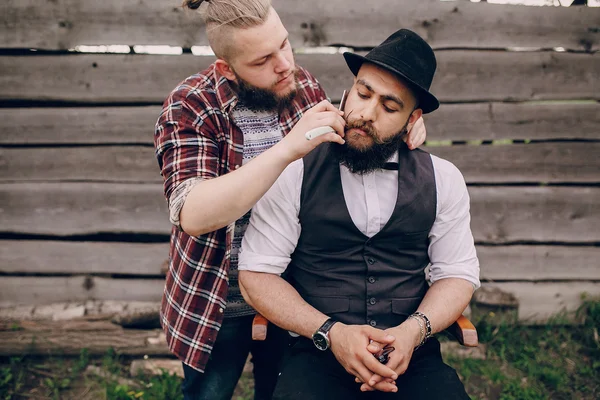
[343,29,439,114]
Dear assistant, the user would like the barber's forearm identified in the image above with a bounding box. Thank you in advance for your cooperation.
[416,278,474,335]
[238,270,329,338]
[180,144,291,236]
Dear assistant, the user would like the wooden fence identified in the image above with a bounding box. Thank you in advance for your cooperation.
[1,0,599,323]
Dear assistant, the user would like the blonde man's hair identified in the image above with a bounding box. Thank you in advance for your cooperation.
[183,0,272,60]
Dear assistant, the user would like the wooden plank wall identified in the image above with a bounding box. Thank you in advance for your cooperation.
[1,0,599,323]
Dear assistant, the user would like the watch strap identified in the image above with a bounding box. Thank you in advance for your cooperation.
[318,318,337,335]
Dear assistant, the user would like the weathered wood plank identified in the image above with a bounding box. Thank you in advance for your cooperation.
[469,186,599,244]
[1,183,598,243]
[0,276,596,325]
[0,276,164,308]
[0,300,161,322]
[0,106,161,145]
[1,0,598,51]
[478,246,600,281]
[2,241,598,281]
[481,282,600,324]
[2,142,598,183]
[0,241,169,276]
[0,146,160,182]
[1,51,599,103]
[0,320,169,357]
[427,102,600,142]
[2,102,598,145]
[0,183,171,235]
[426,142,600,184]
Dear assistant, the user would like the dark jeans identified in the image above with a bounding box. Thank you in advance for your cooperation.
[273,337,470,400]
[181,314,289,400]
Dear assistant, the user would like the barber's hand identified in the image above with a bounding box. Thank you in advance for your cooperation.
[277,100,346,162]
[328,323,398,392]
[357,319,422,392]
[404,116,426,150]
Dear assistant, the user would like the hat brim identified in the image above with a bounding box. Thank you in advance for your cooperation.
[343,52,439,114]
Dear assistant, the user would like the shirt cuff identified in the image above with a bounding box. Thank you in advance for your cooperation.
[237,251,289,276]
[168,177,204,228]
[428,263,481,290]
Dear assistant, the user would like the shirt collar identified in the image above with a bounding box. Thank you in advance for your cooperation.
[212,65,239,114]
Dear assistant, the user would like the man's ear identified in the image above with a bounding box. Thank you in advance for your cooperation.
[407,108,423,131]
[215,59,237,81]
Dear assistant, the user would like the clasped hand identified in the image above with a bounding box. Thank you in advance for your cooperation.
[329,321,420,393]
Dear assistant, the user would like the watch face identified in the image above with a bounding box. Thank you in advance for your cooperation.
[313,332,329,351]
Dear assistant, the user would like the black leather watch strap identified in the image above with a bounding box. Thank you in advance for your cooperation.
[318,318,337,334]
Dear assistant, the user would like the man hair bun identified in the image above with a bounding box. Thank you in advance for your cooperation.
[183,0,207,10]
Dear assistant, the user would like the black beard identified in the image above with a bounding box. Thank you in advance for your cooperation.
[232,72,298,112]
[331,119,409,175]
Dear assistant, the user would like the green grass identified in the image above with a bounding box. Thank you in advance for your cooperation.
[447,295,600,400]
[1,297,599,399]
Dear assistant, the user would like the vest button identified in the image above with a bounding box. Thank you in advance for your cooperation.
[369,320,377,327]
[367,258,375,265]
[368,276,376,284]
[369,297,377,305]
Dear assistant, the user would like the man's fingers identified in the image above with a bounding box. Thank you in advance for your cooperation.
[367,329,396,345]
[360,384,377,392]
[358,374,398,393]
[361,381,398,393]
[317,132,345,145]
[314,112,346,137]
[367,341,384,354]
[405,116,426,149]
[351,364,378,387]
[369,373,385,385]
[361,354,397,381]
[310,100,343,114]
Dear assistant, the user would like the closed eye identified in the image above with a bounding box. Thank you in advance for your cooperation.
[253,57,268,66]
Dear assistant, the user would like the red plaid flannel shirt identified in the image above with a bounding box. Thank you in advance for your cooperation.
[154,64,327,371]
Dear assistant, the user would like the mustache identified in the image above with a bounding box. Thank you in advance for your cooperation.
[345,118,390,145]
[345,119,377,138]
[273,68,298,88]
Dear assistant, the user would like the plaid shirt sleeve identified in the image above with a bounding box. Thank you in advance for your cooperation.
[154,86,221,207]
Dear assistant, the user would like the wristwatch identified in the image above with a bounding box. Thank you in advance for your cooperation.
[312,318,338,351]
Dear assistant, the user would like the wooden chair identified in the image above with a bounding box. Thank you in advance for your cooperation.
[445,315,478,347]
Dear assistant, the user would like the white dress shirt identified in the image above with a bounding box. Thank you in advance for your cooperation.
[238,153,480,289]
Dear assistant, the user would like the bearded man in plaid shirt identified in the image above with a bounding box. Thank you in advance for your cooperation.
[154,0,426,399]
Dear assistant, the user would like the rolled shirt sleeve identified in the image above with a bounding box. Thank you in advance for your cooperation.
[428,156,481,289]
[238,160,304,275]
[154,91,222,228]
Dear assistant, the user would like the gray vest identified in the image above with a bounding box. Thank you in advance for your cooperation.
[287,143,436,329]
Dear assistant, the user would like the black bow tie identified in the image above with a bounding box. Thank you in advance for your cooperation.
[382,162,399,171]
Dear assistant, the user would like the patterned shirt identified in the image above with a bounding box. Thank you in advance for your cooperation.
[227,103,283,317]
[154,64,327,372]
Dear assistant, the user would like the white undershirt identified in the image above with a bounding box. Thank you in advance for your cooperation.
[238,153,480,289]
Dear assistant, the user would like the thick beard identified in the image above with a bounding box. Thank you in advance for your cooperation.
[232,70,298,112]
[331,118,409,175]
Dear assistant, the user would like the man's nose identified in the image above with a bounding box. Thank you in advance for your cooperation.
[274,52,291,73]
[360,102,376,122]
